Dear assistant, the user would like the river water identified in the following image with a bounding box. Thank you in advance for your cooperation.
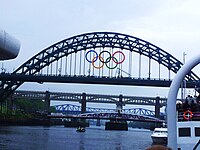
[0,126,153,150]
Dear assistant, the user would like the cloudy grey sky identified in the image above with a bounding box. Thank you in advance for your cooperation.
[1,0,200,106]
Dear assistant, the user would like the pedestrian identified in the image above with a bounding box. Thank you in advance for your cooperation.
[182,100,190,111]
[146,145,172,150]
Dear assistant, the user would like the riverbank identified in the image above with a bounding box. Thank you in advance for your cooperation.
[0,112,61,126]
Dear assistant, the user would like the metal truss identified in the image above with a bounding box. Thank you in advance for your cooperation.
[78,112,163,123]
[54,103,165,117]
[0,32,199,101]
[13,90,167,106]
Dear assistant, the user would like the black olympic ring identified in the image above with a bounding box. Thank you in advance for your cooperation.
[99,50,111,63]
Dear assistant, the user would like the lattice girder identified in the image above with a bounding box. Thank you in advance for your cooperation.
[0,32,199,101]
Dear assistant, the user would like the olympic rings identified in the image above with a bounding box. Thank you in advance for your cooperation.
[85,50,125,69]
[183,110,193,120]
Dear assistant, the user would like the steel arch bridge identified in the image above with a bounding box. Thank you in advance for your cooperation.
[54,103,165,117]
[0,32,199,101]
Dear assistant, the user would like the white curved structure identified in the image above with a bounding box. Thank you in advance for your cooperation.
[0,29,20,60]
[167,54,200,149]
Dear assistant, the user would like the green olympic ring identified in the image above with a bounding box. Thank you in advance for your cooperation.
[105,56,118,69]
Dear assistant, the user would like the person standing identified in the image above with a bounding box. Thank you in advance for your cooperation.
[146,145,172,150]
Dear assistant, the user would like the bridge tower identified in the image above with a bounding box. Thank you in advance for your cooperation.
[45,91,50,114]
[7,95,14,114]
[81,93,86,114]
[96,119,101,126]
[116,94,124,113]
[155,96,161,119]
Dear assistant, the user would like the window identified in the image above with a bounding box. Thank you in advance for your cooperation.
[195,127,200,136]
[179,128,191,137]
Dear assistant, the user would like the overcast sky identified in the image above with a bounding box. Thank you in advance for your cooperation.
[1,0,200,107]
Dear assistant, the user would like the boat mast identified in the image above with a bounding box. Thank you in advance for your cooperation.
[181,52,187,100]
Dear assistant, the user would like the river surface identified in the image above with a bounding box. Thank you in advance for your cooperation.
[0,126,153,150]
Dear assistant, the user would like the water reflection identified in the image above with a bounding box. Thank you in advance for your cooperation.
[115,132,122,150]
[0,126,152,150]
[115,143,122,150]
[79,133,86,150]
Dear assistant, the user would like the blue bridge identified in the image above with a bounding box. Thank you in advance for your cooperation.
[50,104,165,123]
[54,103,165,117]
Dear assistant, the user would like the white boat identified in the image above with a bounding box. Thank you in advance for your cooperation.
[177,111,200,150]
[151,127,167,144]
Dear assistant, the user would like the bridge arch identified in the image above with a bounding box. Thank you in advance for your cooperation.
[0,32,199,100]
[14,32,198,78]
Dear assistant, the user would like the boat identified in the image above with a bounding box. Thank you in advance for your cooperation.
[76,127,86,132]
[167,97,200,149]
[176,110,200,150]
[151,127,167,144]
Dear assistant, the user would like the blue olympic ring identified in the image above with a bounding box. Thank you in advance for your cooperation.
[85,50,98,63]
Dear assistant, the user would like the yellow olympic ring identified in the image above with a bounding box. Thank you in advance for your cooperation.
[92,56,104,69]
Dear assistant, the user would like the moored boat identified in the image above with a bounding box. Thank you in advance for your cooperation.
[151,127,167,144]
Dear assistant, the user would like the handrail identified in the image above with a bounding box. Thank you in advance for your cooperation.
[193,139,200,150]
[177,111,200,121]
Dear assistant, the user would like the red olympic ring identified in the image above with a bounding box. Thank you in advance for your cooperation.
[92,56,104,69]
[183,110,193,120]
[112,51,125,64]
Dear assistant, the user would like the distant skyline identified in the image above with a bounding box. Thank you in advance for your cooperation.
[1,0,200,103]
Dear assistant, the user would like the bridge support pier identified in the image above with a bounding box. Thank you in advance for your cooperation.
[79,93,87,126]
[0,100,6,113]
[81,93,86,114]
[0,101,3,113]
[96,119,101,126]
[7,96,14,114]
[155,96,161,119]
[105,120,128,131]
[116,94,124,112]
[45,91,50,114]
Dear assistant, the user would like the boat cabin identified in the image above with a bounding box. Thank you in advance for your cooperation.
[176,97,200,149]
